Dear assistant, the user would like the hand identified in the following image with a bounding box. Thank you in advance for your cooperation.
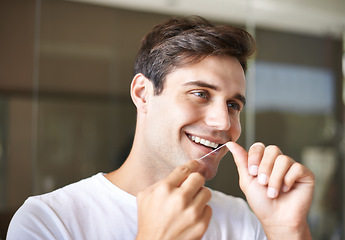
[136,160,212,240]
[226,142,315,240]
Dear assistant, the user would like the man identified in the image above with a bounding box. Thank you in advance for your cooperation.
[7,16,314,239]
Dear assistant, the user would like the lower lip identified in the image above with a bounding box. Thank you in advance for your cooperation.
[199,144,226,160]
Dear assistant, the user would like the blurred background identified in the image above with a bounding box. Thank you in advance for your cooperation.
[0,0,344,239]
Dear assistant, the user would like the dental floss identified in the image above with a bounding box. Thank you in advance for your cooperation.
[198,143,227,160]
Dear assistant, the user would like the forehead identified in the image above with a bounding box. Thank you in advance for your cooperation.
[164,55,246,95]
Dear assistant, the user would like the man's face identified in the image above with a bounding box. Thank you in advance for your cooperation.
[143,55,246,180]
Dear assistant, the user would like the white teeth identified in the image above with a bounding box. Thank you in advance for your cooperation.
[188,135,219,149]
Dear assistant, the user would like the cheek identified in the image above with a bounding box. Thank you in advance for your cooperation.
[231,117,242,141]
[174,98,202,121]
[157,101,200,136]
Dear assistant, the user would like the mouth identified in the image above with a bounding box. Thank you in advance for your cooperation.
[187,134,221,150]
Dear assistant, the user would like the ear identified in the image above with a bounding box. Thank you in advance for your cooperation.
[130,73,153,113]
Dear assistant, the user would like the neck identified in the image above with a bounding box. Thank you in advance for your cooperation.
[105,145,170,196]
[105,117,175,196]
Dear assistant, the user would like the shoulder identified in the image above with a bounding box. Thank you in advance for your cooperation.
[43,173,104,195]
[33,173,106,205]
[7,196,70,239]
[7,173,137,239]
[15,173,105,214]
[7,173,106,239]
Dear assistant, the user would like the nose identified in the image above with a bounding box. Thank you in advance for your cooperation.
[204,103,231,131]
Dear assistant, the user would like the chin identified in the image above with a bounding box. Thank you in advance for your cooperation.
[198,164,218,180]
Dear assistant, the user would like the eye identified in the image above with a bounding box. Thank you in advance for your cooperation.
[227,102,241,111]
[192,91,209,100]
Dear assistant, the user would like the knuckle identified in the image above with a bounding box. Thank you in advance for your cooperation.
[176,165,192,175]
[268,174,282,187]
[170,192,189,209]
[275,154,292,166]
[194,223,208,237]
[186,206,200,223]
[292,162,304,172]
[178,189,190,201]
[160,181,171,190]
[189,172,205,185]
[205,204,212,215]
[178,194,189,207]
[283,174,294,185]
[203,187,212,200]
[197,187,212,202]
[157,181,173,195]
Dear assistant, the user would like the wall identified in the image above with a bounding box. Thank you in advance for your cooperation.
[0,0,343,239]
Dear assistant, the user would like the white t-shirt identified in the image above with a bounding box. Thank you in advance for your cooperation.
[7,173,267,240]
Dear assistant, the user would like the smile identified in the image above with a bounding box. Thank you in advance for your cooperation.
[187,134,220,149]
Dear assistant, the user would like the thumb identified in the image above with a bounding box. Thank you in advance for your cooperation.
[165,160,202,187]
[225,142,249,178]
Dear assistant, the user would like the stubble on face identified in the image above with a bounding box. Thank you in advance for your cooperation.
[141,56,246,181]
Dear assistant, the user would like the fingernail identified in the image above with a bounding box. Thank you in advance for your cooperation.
[250,142,265,149]
[282,185,289,192]
[249,165,258,176]
[258,174,268,185]
[267,187,278,198]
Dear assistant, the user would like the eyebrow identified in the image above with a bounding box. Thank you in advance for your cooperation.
[234,93,246,106]
[183,80,219,90]
[183,80,246,106]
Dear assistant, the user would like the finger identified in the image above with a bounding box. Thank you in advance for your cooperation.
[198,204,212,231]
[165,160,201,187]
[226,142,248,172]
[183,191,212,240]
[193,187,212,207]
[257,145,282,186]
[192,205,212,238]
[267,155,294,198]
[225,142,251,188]
[282,162,314,192]
[248,142,265,176]
[180,172,206,198]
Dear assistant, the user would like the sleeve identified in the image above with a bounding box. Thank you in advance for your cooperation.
[6,197,71,240]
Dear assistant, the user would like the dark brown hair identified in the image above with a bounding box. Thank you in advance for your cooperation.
[134,16,256,94]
